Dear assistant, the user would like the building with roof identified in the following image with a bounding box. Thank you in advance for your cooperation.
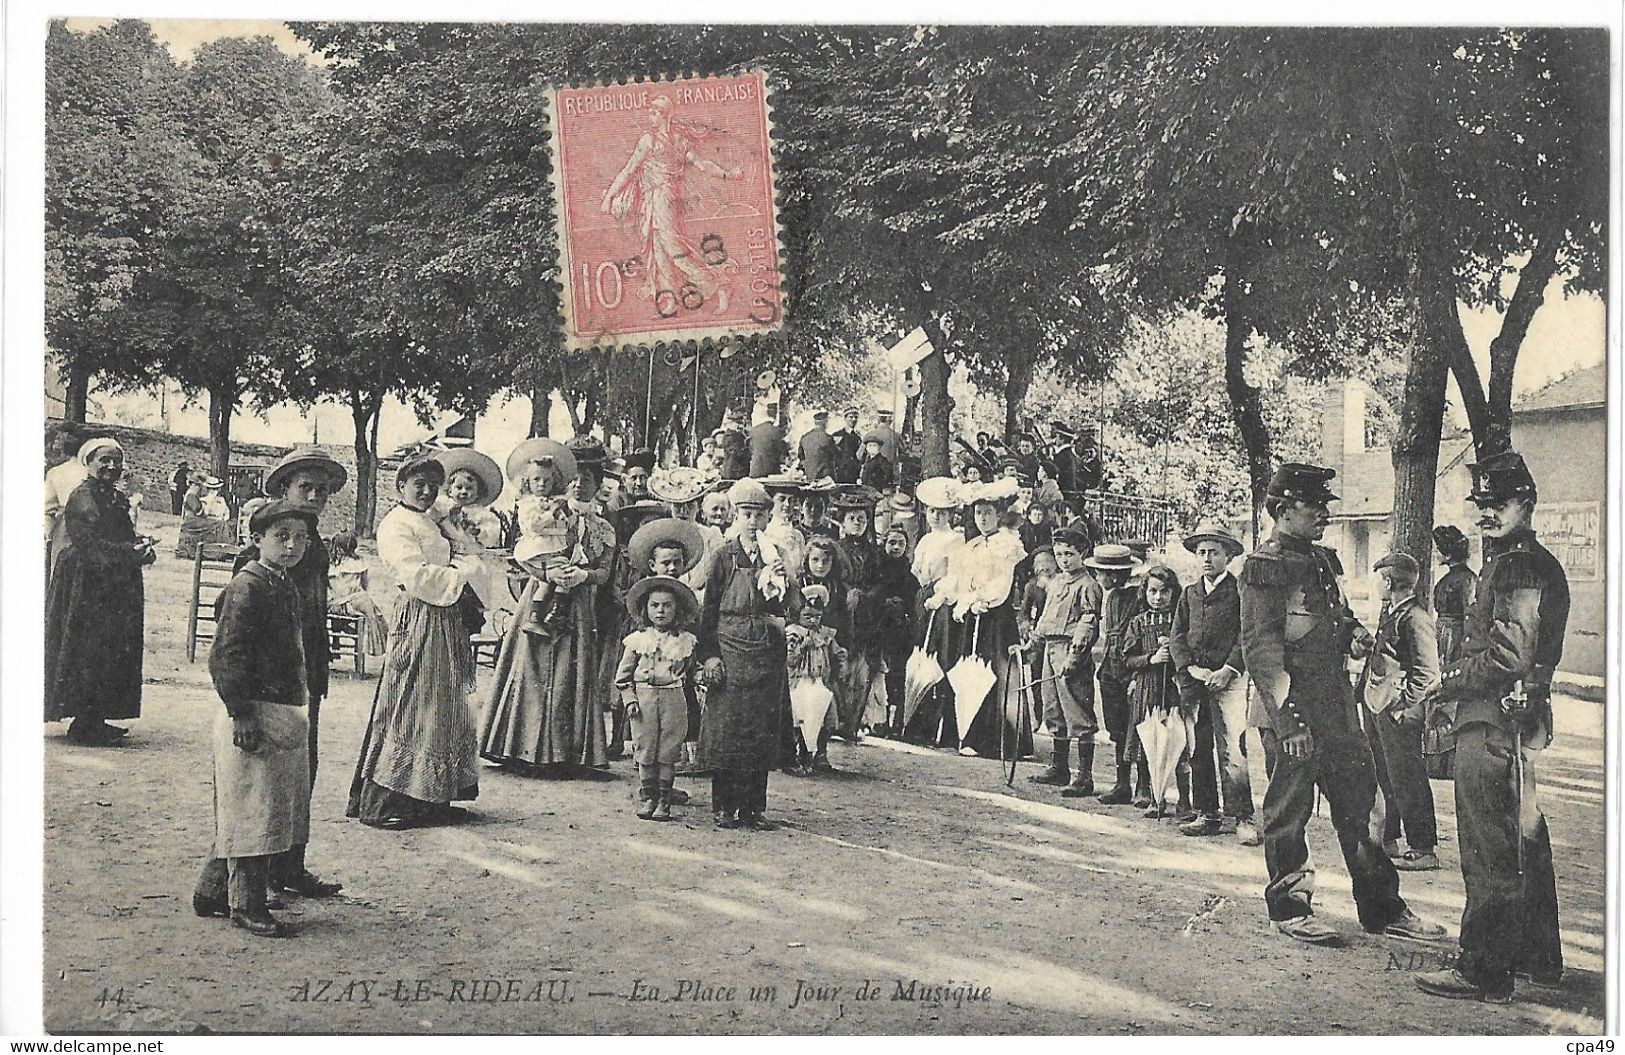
[1320,369,1606,684]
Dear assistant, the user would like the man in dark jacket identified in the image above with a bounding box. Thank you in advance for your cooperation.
[748,412,788,478]
[832,407,864,470]
[798,410,837,481]
[1416,451,1570,1003]
[1170,523,1256,844]
[1241,463,1442,947]
[1358,552,1441,871]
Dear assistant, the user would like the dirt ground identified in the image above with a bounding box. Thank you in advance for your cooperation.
[41,512,1607,1035]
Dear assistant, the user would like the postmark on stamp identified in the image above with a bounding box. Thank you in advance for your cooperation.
[545,71,785,350]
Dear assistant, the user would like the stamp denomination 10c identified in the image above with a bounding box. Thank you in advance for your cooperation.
[545,71,785,350]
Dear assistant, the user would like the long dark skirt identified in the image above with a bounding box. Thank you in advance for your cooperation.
[903,591,964,746]
[44,547,143,722]
[479,578,606,772]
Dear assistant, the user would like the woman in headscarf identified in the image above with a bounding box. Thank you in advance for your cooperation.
[44,438,156,745]
[479,439,619,776]
[347,455,483,829]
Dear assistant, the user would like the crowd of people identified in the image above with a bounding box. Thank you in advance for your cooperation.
[40,407,1573,1004]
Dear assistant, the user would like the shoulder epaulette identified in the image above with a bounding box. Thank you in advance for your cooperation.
[1486,548,1545,591]
[1241,552,1295,587]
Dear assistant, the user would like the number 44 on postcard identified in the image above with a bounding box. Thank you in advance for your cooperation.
[545,71,786,351]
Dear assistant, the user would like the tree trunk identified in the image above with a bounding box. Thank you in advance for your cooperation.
[1220,241,1271,529]
[918,317,954,477]
[1391,334,1449,605]
[529,374,552,438]
[1486,211,1570,446]
[1003,352,1036,439]
[207,380,235,481]
[65,361,91,423]
[351,391,381,539]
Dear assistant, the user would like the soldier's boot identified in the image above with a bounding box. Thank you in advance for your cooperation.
[1131,757,1153,808]
[636,777,659,820]
[812,730,834,773]
[651,781,674,822]
[1029,737,1071,786]
[1061,739,1095,797]
[1097,742,1133,804]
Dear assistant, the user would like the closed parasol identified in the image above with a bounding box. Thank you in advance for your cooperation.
[1136,706,1192,818]
[902,610,946,726]
[790,681,835,739]
[948,615,997,749]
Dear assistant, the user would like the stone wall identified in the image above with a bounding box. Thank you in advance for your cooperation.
[45,419,401,537]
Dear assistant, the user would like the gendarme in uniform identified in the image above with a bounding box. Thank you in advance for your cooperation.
[1240,463,1434,944]
[1416,450,1570,1003]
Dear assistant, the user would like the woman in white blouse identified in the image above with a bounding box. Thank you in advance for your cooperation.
[347,455,483,830]
[921,478,1026,756]
[902,476,967,745]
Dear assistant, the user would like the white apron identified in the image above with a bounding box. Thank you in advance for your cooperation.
[212,701,311,858]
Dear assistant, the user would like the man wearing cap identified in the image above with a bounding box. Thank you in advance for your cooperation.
[833,407,864,474]
[1359,552,1441,872]
[859,431,895,493]
[748,412,788,479]
[797,411,837,482]
[233,445,347,900]
[1170,523,1258,844]
[1416,451,1569,1003]
[1240,462,1441,945]
[1087,544,1146,804]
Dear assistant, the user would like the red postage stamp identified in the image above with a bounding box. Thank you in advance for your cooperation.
[545,71,785,350]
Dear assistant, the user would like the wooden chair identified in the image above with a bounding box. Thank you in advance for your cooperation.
[327,613,366,677]
[186,543,242,663]
[473,608,510,669]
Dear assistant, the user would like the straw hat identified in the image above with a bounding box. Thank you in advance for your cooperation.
[1083,544,1142,572]
[649,466,715,505]
[914,476,962,510]
[265,445,347,496]
[626,517,708,577]
[436,448,504,508]
[505,438,576,488]
[624,575,699,622]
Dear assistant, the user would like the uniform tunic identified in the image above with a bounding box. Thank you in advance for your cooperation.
[1435,527,1568,987]
[1240,530,1408,930]
[44,479,147,723]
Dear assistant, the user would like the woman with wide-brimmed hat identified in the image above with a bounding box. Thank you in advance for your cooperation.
[45,437,157,745]
[917,478,1029,757]
[901,477,967,744]
[347,454,484,829]
[480,437,618,775]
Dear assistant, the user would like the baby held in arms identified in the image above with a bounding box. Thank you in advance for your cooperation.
[514,459,585,637]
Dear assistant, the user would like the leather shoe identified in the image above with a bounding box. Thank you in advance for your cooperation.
[713,811,741,830]
[281,872,343,898]
[230,911,288,938]
[738,813,778,831]
[1415,968,1513,1004]
[1179,815,1225,837]
[192,893,230,919]
[1383,909,1447,943]
[1273,915,1340,945]
[1392,850,1441,871]
[372,815,415,831]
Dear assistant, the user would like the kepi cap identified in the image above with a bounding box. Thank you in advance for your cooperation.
[1267,462,1339,505]
[1467,449,1537,504]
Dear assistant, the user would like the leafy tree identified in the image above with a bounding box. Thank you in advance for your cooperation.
[44,19,200,421]
[106,36,329,477]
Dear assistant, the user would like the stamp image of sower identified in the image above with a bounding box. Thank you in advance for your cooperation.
[545,71,785,349]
